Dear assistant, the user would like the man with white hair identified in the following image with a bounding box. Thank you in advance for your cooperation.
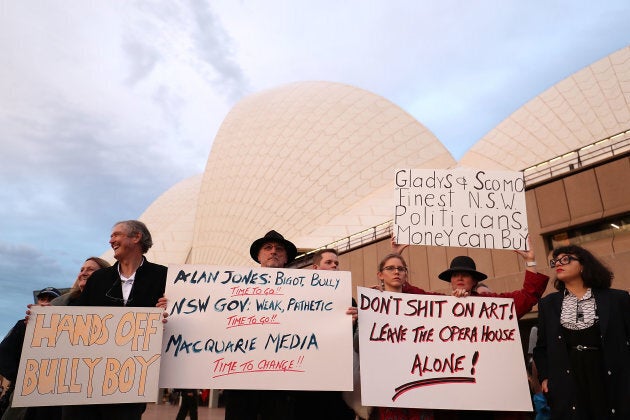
[75,220,167,420]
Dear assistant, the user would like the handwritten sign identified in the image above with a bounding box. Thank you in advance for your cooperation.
[159,265,353,391]
[13,306,163,407]
[357,287,531,411]
[394,168,528,250]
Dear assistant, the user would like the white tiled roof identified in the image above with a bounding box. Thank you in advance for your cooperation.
[126,46,630,267]
[460,46,630,170]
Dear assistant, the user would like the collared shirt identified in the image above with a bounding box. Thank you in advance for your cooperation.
[118,259,144,304]
[560,288,597,330]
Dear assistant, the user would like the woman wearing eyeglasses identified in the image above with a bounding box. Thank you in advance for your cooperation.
[368,249,548,420]
[533,245,630,419]
[377,253,411,293]
[369,253,437,420]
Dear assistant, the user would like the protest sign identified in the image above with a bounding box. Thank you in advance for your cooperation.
[357,287,531,411]
[394,168,528,250]
[159,265,353,391]
[13,306,163,407]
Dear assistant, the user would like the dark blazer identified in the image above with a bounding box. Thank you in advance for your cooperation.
[76,258,167,307]
[72,258,167,419]
[0,319,27,382]
[534,288,630,419]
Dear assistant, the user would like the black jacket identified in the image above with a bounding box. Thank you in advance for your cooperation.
[76,258,167,307]
[0,319,27,382]
[534,288,630,418]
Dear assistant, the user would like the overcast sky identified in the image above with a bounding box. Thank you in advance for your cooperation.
[0,0,628,334]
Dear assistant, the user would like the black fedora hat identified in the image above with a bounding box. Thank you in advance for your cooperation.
[250,230,298,264]
[438,256,487,282]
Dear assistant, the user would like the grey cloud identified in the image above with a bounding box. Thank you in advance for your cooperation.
[188,0,251,102]
[0,242,65,334]
[153,85,185,129]
[0,102,195,255]
[0,242,61,285]
[122,38,162,86]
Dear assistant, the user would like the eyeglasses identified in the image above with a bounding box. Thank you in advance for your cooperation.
[105,278,133,305]
[382,266,408,273]
[549,255,580,268]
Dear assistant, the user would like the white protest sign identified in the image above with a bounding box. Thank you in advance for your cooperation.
[13,306,163,407]
[358,287,531,411]
[159,265,353,391]
[394,168,528,250]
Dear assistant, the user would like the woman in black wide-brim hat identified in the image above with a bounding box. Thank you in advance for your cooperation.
[375,241,550,420]
[393,236,550,320]
[437,255,492,295]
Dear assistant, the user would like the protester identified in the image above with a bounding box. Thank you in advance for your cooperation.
[312,248,340,270]
[311,248,358,324]
[43,257,109,419]
[534,245,630,419]
[0,287,61,420]
[292,248,357,420]
[368,254,436,420]
[74,220,167,420]
[368,249,548,420]
[51,257,110,306]
[392,234,548,319]
[223,230,299,420]
[393,235,489,294]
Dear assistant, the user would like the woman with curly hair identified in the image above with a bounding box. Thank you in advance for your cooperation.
[534,245,630,419]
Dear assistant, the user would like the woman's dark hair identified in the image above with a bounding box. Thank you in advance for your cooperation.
[552,245,613,290]
[378,253,407,272]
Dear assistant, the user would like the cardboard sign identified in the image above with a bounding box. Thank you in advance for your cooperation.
[358,287,531,411]
[13,306,163,407]
[159,265,353,391]
[394,168,528,250]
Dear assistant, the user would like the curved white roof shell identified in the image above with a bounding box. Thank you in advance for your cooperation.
[101,174,202,264]
[460,45,630,170]
[190,81,455,265]
[124,46,630,267]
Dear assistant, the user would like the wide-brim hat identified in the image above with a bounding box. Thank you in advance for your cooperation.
[438,256,487,282]
[250,230,298,264]
[37,286,61,299]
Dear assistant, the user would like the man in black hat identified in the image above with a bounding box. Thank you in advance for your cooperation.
[249,229,297,269]
[224,230,299,420]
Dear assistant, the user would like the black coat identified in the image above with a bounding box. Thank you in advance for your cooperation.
[76,258,167,307]
[533,288,630,418]
[0,319,26,382]
[71,258,167,420]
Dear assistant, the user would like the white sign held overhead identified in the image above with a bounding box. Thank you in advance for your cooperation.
[393,168,528,250]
